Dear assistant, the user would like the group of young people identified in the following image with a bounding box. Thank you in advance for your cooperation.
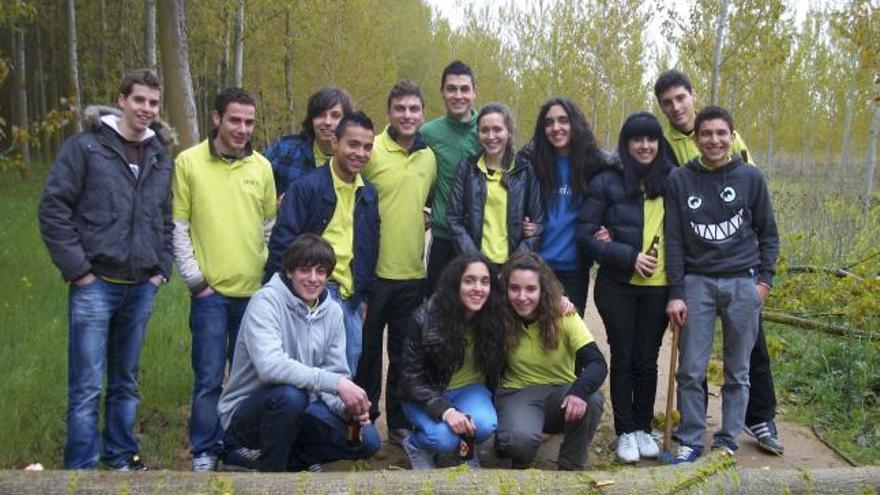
[38,60,780,473]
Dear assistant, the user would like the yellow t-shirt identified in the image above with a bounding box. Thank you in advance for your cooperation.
[363,127,436,280]
[478,156,509,264]
[502,313,595,389]
[313,142,330,167]
[665,126,751,166]
[172,140,277,297]
[631,196,667,286]
[322,160,362,299]
[447,328,484,390]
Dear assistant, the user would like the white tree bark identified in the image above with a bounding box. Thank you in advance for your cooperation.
[66,0,82,132]
[840,57,859,186]
[145,0,157,69]
[158,0,200,150]
[710,0,730,105]
[864,88,879,211]
[12,27,30,171]
[232,0,245,87]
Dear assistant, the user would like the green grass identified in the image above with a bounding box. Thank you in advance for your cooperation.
[767,323,880,465]
[0,167,193,469]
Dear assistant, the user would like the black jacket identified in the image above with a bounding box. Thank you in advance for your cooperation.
[399,301,482,421]
[578,162,659,283]
[447,154,544,258]
[38,107,174,282]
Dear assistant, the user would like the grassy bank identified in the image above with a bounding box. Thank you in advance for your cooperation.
[0,168,193,469]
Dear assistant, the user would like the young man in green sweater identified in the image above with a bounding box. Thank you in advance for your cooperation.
[420,61,481,292]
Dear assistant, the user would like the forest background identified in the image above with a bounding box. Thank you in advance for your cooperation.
[0,0,877,469]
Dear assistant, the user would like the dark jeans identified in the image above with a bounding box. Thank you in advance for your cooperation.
[223,385,380,471]
[495,385,604,470]
[553,267,590,317]
[189,292,250,456]
[65,278,158,469]
[355,277,424,430]
[594,275,668,436]
[426,236,455,295]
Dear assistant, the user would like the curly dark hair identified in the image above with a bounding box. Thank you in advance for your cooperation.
[429,252,515,387]
[501,252,564,351]
[529,97,606,200]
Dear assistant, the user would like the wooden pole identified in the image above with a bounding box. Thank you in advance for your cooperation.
[662,323,679,453]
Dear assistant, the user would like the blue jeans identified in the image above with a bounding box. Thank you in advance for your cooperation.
[326,283,363,374]
[189,292,250,456]
[65,278,158,469]
[401,383,497,453]
[224,385,380,471]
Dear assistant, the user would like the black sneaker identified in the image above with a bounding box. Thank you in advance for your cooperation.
[710,439,738,455]
[110,454,148,471]
[745,421,785,455]
[221,446,261,472]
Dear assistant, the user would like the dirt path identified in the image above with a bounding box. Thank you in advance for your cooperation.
[340,282,847,472]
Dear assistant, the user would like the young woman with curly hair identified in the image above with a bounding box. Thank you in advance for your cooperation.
[398,252,515,469]
[494,253,607,470]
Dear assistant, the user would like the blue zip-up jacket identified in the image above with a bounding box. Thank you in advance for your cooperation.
[263,133,322,197]
[265,165,380,301]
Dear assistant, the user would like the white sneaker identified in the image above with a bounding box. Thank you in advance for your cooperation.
[191,452,218,472]
[634,430,660,458]
[616,432,640,463]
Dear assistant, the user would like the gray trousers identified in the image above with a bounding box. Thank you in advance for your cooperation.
[675,274,760,450]
[495,384,604,470]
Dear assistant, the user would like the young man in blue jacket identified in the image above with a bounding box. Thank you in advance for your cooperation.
[38,69,173,471]
[266,112,380,374]
[264,87,354,198]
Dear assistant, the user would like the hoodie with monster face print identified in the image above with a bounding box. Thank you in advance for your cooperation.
[664,155,779,300]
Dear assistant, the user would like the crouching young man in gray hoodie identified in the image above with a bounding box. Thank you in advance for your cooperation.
[217,234,380,471]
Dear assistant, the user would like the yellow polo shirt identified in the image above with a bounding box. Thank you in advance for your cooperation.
[363,127,436,280]
[502,313,595,389]
[313,142,330,167]
[447,327,483,390]
[322,160,362,299]
[631,196,667,286]
[477,156,510,264]
[665,126,751,166]
[172,140,276,297]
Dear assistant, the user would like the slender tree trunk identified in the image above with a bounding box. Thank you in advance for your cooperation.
[864,96,879,211]
[99,0,107,85]
[12,26,31,176]
[232,0,244,87]
[284,6,294,133]
[710,0,730,105]
[144,0,157,69]
[221,5,230,89]
[840,58,858,187]
[157,0,200,151]
[66,0,82,132]
[34,24,50,163]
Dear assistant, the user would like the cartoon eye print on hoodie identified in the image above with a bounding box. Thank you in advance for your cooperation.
[687,196,702,210]
[720,186,736,203]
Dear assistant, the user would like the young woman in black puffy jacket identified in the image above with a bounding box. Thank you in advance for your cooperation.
[577,112,674,464]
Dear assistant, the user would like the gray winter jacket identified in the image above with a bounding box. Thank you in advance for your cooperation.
[218,273,349,429]
[38,107,174,282]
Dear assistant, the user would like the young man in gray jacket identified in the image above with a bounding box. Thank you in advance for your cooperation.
[38,69,173,471]
[218,234,380,471]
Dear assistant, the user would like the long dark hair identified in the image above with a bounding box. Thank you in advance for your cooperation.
[430,252,515,386]
[529,97,606,200]
[501,252,564,351]
[617,112,673,199]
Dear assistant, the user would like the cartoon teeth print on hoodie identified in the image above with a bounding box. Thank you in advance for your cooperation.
[663,154,781,300]
[687,185,743,242]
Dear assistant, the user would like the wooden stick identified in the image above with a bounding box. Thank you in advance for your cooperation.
[663,323,680,452]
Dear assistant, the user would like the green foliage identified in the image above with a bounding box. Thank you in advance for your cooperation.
[771,323,880,465]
